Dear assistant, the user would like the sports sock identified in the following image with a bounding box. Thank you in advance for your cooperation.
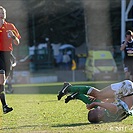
[76,94,100,104]
[68,85,93,94]
[0,85,7,107]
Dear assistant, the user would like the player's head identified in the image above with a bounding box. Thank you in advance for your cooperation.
[88,108,105,123]
[0,6,6,19]
[125,30,133,40]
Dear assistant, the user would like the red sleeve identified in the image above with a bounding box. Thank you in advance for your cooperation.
[11,24,21,39]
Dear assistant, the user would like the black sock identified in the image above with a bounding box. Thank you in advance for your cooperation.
[0,85,7,107]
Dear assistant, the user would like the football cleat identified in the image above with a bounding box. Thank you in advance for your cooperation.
[57,82,71,100]
[65,92,79,103]
[3,105,13,114]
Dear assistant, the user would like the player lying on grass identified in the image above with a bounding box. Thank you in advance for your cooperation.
[57,80,133,123]
[86,95,132,123]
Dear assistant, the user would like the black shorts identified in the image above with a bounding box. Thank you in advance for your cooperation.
[0,51,13,77]
[124,58,133,75]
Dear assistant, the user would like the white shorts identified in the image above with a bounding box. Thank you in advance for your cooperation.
[114,99,129,112]
[111,80,133,98]
[124,67,128,73]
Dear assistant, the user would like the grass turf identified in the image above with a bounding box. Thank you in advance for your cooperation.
[0,81,133,133]
[0,94,133,133]
[12,81,115,94]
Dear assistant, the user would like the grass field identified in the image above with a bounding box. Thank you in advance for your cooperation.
[0,82,133,133]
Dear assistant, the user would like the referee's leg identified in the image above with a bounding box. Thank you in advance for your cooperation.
[0,70,13,114]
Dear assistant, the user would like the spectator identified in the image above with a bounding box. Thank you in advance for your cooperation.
[62,52,71,70]
[120,30,133,81]
[55,52,63,69]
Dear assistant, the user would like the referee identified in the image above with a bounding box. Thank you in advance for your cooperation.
[0,6,21,114]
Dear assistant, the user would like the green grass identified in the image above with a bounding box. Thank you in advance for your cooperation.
[0,94,133,133]
[0,82,133,133]
[12,81,115,94]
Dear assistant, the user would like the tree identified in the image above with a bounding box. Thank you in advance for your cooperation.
[82,0,112,51]
[26,0,85,47]
[25,0,122,50]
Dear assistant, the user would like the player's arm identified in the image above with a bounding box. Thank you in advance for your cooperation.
[120,38,128,51]
[7,30,20,45]
[12,35,20,45]
[86,102,118,114]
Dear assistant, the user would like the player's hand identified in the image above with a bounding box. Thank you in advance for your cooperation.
[86,102,96,110]
[7,30,15,38]
[88,96,96,102]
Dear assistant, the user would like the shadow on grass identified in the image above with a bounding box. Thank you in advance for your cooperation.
[52,121,116,127]
[0,124,44,130]
[52,122,90,127]
[0,123,89,131]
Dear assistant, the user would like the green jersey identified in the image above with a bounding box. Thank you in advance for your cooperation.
[104,99,131,122]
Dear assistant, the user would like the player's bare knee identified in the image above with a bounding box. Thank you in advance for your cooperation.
[93,91,104,100]
[90,89,101,99]
[97,95,103,100]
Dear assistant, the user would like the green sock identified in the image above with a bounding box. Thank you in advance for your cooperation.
[68,85,92,94]
[76,94,100,104]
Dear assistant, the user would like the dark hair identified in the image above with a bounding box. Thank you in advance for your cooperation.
[88,110,101,123]
[126,30,133,36]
